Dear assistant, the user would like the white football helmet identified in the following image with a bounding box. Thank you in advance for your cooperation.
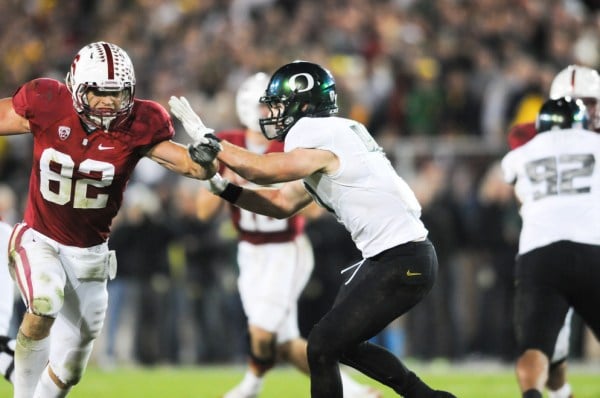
[236,72,269,132]
[66,42,136,130]
[550,65,600,130]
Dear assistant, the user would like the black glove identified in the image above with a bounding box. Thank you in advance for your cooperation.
[188,133,222,166]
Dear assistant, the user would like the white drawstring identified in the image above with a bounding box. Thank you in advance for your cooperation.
[340,259,365,285]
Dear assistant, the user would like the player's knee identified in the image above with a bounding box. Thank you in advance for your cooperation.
[306,327,338,365]
[30,294,63,318]
[516,349,549,380]
[248,330,276,371]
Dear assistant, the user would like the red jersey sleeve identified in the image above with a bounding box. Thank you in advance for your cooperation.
[507,122,536,149]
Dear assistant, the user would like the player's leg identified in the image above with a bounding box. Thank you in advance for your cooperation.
[307,240,452,398]
[276,303,382,398]
[0,221,14,335]
[222,326,276,398]
[0,221,16,383]
[547,309,573,398]
[514,245,571,398]
[272,233,312,374]
[547,360,572,398]
[9,224,66,398]
[33,278,108,397]
[224,240,302,398]
[0,336,15,383]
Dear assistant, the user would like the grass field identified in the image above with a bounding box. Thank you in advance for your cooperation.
[1,362,598,397]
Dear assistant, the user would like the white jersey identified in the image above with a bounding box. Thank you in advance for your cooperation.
[501,128,600,254]
[285,116,428,258]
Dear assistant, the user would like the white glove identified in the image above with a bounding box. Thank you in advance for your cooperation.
[168,96,215,144]
[199,173,229,195]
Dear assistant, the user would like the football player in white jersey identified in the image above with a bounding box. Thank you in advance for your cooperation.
[0,219,15,384]
[506,64,600,398]
[171,61,455,398]
[196,73,380,398]
[502,97,600,398]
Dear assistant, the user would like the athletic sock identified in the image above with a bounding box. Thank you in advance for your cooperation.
[226,370,263,397]
[548,382,572,398]
[33,365,70,398]
[13,331,50,398]
[523,389,543,398]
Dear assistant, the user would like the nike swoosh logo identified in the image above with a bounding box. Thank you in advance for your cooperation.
[406,270,422,277]
[98,144,115,150]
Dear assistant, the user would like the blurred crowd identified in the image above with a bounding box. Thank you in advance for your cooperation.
[1,0,600,367]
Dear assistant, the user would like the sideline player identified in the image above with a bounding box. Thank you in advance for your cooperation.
[506,64,600,398]
[0,41,217,398]
[502,97,600,398]
[196,73,381,398]
[0,218,15,384]
[171,61,455,398]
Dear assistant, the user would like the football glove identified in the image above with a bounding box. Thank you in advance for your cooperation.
[168,96,215,144]
[188,134,222,166]
[169,95,223,166]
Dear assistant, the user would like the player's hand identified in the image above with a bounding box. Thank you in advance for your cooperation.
[199,173,229,195]
[188,134,222,166]
[168,96,214,144]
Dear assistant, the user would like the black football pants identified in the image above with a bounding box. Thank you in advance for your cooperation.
[307,239,438,398]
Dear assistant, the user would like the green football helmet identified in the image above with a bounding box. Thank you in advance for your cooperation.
[535,97,588,133]
[259,61,338,140]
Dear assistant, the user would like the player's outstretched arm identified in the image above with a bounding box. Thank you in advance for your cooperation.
[0,98,30,135]
[204,176,312,219]
[146,140,218,180]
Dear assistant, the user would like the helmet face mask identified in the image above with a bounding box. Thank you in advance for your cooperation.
[535,97,589,133]
[259,61,338,141]
[66,42,136,130]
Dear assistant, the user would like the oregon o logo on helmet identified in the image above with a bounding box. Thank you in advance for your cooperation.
[289,73,314,92]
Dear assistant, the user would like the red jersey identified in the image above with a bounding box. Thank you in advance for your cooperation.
[507,122,536,149]
[12,78,173,247]
[217,129,304,244]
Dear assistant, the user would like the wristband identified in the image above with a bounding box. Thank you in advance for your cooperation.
[219,183,243,203]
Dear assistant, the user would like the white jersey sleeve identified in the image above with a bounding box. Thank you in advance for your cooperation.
[501,128,600,254]
[285,117,428,258]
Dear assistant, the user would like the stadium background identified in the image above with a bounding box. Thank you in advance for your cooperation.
[0,0,599,395]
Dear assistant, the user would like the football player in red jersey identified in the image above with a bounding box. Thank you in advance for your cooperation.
[506,65,600,398]
[0,42,217,398]
[196,73,381,398]
[507,65,600,150]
